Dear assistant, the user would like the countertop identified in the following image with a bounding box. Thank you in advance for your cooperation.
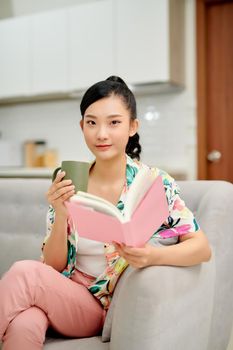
[0,167,187,180]
[0,167,54,178]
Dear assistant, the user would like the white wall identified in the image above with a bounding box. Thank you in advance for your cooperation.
[0,0,197,179]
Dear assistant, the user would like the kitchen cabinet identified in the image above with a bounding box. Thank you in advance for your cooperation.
[0,0,185,102]
[31,9,68,94]
[68,0,114,91]
[115,0,185,86]
[0,16,31,98]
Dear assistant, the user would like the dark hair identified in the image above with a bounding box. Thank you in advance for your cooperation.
[80,75,141,160]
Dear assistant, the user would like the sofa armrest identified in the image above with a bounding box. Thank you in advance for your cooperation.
[109,255,215,350]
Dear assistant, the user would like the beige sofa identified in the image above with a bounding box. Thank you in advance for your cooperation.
[0,178,233,350]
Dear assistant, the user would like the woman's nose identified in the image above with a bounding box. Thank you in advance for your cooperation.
[96,126,108,139]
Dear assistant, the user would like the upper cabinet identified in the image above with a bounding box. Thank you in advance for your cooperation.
[115,0,185,86]
[68,0,114,90]
[0,16,31,98]
[0,0,185,101]
[31,9,68,94]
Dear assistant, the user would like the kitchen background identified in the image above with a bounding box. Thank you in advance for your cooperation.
[0,0,196,180]
[1,2,233,348]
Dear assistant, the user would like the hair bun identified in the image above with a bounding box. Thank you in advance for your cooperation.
[106,75,127,87]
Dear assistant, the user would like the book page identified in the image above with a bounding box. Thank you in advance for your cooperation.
[65,201,126,243]
[124,166,157,221]
[128,175,169,247]
[69,192,124,222]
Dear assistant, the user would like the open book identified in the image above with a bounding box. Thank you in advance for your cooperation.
[65,166,169,247]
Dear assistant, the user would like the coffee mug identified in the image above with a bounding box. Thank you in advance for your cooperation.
[52,160,90,193]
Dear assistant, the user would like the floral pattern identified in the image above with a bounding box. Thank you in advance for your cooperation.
[42,154,200,310]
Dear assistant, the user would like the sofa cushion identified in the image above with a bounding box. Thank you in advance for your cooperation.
[0,232,42,277]
[44,336,109,350]
[102,265,133,342]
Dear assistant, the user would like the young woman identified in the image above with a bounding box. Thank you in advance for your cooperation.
[0,76,211,350]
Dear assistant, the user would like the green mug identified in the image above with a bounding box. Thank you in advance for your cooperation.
[52,160,90,193]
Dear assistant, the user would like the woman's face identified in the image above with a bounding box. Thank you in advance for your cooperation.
[80,94,138,161]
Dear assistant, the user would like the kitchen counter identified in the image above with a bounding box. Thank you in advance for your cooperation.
[0,167,187,180]
[0,167,54,178]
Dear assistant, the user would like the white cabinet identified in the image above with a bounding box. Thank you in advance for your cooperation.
[0,0,184,101]
[115,0,184,86]
[31,9,68,94]
[0,16,31,98]
[68,0,114,91]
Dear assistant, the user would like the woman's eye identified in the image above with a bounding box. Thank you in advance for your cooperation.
[86,120,95,125]
[111,120,121,125]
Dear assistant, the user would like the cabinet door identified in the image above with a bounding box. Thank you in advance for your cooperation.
[68,0,114,91]
[31,9,68,94]
[0,17,31,98]
[115,0,169,84]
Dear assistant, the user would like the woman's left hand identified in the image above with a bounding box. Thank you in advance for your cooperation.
[113,242,154,268]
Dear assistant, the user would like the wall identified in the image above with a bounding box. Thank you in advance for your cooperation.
[0,0,197,179]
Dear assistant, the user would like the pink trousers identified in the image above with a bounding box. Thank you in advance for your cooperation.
[0,260,106,350]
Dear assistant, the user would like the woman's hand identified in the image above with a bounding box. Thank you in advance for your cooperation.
[113,242,155,269]
[46,171,75,217]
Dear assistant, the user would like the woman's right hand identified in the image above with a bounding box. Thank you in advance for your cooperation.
[46,171,75,217]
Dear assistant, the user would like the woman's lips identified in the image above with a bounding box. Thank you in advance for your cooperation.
[96,145,112,150]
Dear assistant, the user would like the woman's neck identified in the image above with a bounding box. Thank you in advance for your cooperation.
[90,154,127,185]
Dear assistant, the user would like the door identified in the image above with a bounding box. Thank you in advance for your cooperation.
[196,0,233,181]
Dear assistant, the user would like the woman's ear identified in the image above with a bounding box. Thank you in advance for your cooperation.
[80,119,84,131]
[129,118,139,137]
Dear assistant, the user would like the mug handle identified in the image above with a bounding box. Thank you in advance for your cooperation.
[52,167,61,182]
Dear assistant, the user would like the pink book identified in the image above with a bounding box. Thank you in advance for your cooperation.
[65,168,169,247]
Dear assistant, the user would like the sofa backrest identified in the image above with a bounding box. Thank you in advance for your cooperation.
[0,178,232,275]
[0,178,50,276]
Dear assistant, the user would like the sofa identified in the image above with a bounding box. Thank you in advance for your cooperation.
[0,178,233,350]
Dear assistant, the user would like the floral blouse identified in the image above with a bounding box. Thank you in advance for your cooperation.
[42,155,199,310]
